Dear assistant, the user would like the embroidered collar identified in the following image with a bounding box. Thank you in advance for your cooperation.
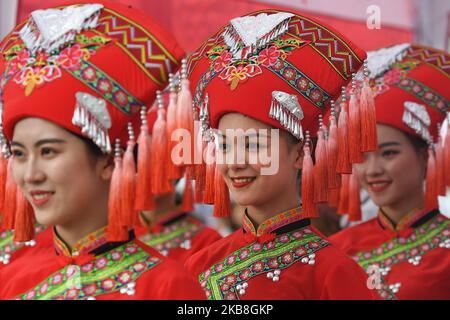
[242,206,308,237]
[53,226,134,258]
[377,208,438,232]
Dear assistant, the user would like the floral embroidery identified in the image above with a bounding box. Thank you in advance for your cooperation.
[54,226,110,258]
[139,216,204,255]
[354,215,449,275]
[257,46,281,67]
[206,38,302,91]
[370,60,449,112]
[243,206,303,238]
[16,242,161,300]
[0,225,45,264]
[199,228,328,300]
[3,34,111,96]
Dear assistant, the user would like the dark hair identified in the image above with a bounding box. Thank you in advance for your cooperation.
[79,135,105,158]
[403,131,428,155]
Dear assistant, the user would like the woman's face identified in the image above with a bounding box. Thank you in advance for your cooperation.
[11,118,112,227]
[217,113,302,208]
[355,124,426,209]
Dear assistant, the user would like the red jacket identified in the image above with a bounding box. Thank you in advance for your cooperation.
[330,209,450,299]
[185,207,379,300]
[0,227,205,300]
[135,213,222,263]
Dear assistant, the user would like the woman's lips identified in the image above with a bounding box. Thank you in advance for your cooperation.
[29,191,54,206]
[230,177,256,189]
[368,181,392,193]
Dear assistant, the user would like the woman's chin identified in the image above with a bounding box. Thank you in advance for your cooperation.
[34,210,57,227]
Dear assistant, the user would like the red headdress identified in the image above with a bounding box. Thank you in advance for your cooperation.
[0,1,185,241]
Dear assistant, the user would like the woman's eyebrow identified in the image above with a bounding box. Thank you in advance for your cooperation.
[10,139,67,148]
[378,141,401,148]
[246,132,270,139]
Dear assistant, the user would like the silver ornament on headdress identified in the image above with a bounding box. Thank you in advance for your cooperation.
[72,92,112,153]
[19,4,104,54]
[269,90,304,140]
[402,101,432,143]
[222,12,294,60]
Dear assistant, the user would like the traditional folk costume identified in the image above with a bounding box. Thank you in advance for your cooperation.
[136,211,222,263]
[0,1,204,300]
[181,9,381,300]
[134,88,222,263]
[0,226,50,269]
[330,44,450,299]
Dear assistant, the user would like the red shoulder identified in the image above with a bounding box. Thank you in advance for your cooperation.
[329,218,384,254]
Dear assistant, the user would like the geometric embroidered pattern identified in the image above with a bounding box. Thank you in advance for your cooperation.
[69,60,144,115]
[95,8,180,86]
[353,216,450,274]
[188,9,363,82]
[139,216,204,254]
[406,45,450,78]
[393,78,449,113]
[287,14,362,79]
[199,228,328,300]
[268,59,330,109]
[16,242,161,300]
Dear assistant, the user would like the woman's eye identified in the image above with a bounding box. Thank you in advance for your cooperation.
[11,149,24,158]
[382,150,399,158]
[41,147,56,156]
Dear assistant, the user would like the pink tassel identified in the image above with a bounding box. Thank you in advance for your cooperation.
[313,122,328,203]
[359,75,378,152]
[348,93,364,163]
[134,107,155,211]
[348,169,362,221]
[151,92,173,195]
[108,141,128,242]
[13,188,35,242]
[166,74,183,180]
[425,147,438,210]
[336,98,352,174]
[203,138,216,204]
[121,129,138,228]
[177,59,195,167]
[182,178,194,212]
[301,133,318,218]
[3,158,17,230]
[337,174,350,215]
[213,167,230,217]
[327,105,340,189]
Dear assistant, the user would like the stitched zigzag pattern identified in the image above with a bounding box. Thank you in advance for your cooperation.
[96,13,176,85]
[287,16,360,79]
[406,45,450,78]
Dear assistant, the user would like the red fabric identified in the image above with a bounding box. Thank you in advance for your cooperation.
[135,214,223,264]
[188,9,366,136]
[0,227,52,272]
[0,237,205,300]
[1,0,185,145]
[185,226,379,300]
[330,213,450,299]
[16,0,413,53]
[372,45,450,141]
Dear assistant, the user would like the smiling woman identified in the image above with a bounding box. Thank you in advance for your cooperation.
[10,119,112,246]
[0,1,204,300]
[183,9,381,300]
[330,44,450,300]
